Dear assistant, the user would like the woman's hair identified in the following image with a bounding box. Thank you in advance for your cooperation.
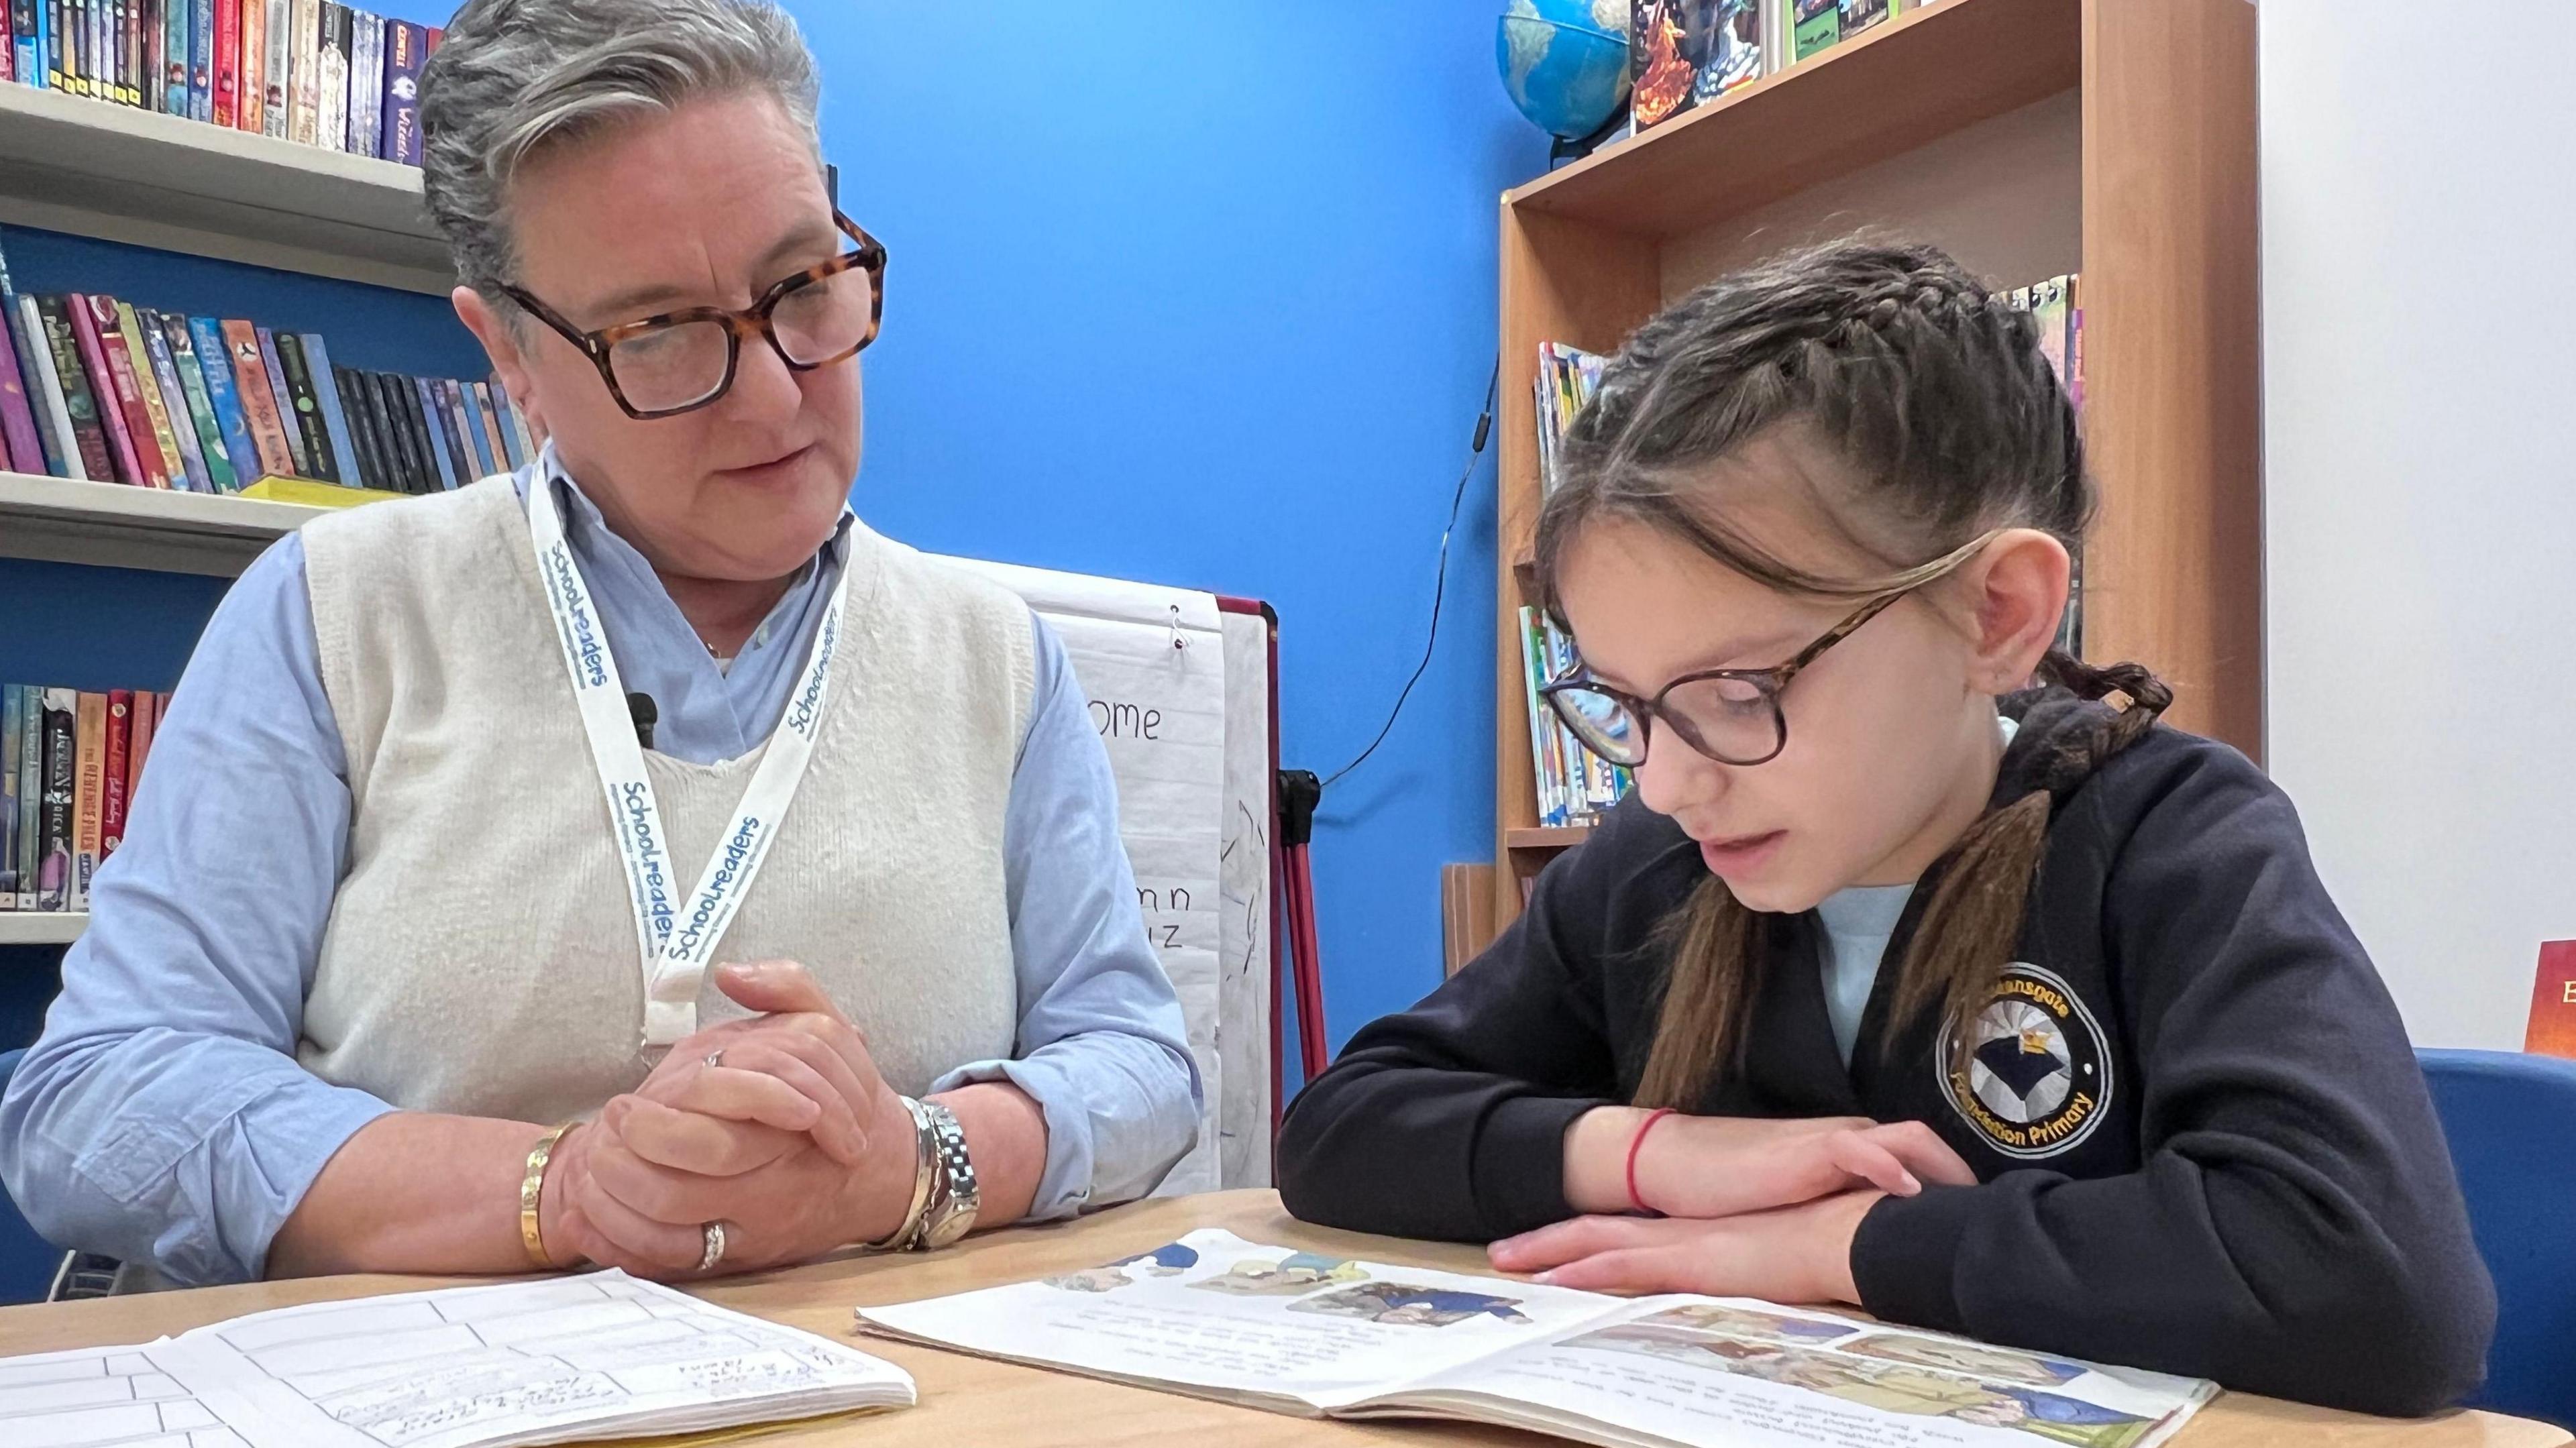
[419,0,822,307]
[1532,239,2172,1109]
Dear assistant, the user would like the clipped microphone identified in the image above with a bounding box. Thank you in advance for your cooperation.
[627,691,657,750]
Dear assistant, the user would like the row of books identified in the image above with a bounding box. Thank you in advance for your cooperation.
[1630,0,1942,133]
[1,0,441,166]
[1533,339,1604,502]
[0,269,534,496]
[2004,271,2083,655]
[0,684,162,913]
[1517,606,1637,830]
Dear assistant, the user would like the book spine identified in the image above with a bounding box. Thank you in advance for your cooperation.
[385,372,429,491]
[0,295,46,475]
[70,690,101,911]
[272,331,333,479]
[493,376,531,466]
[13,296,76,478]
[454,376,495,478]
[250,325,303,474]
[380,17,420,163]
[233,0,260,131]
[99,0,117,101]
[470,381,511,475]
[156,0,182,108]
[36,689,71,911]
[295,333,362,483]
[0,686,19,907]
[435,378,476,481]
[83,295,170,489]
[409,375,455,488]
[189,0,212,119]
[136,311,212,492]
[163,315,238,491]
[124,689,156,826]
[15,687,40,909]
[58,0,77,96]
[100,689,130,860]
[115,302,188,491]
[35,297,115,484]
[0,1,12,82]
[64,294,146,486]
[286,0,315,144]
[354,9,381,157]
[360,371,417,490]
[313,1,343,152]
[215,319,288,475]
[137,0,158,109]
[6,0,30,86]
[120,0,140,103]
[332,364,379,488]
[258,0,286,134]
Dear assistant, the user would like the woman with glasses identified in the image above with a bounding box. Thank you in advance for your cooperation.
[1275,242,2492,1416]
[0,0,1199,1288]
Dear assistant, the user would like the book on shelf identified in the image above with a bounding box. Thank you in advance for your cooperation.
[2001,272,2084,655]
[235,0,262,132]
[162,311,239,490]
[284,0,315,143]
[2530,940,2576,1060]
[857,1228,2216,1448]
[0,283,44,473]
[313,0,345,152]
[3,682,160,911]
[258,0,287,137]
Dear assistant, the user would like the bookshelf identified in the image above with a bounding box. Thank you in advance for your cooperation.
[0,472,327,576]
[0,82,447,294]
[0,913,87,946]
[1489,0,2259,934]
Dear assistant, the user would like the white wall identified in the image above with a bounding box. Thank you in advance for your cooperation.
[2261,3,2576,1047]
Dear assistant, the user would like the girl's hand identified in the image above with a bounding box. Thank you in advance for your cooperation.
[1489,1190,1886,1304]
[1566,1109,1976,1219]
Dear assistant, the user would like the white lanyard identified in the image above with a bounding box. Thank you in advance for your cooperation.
[525,474,851,1049]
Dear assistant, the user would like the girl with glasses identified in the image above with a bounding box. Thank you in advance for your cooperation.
[1276,240,2491,1416]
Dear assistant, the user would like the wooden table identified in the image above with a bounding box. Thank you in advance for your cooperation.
[0,1190,2560,1447]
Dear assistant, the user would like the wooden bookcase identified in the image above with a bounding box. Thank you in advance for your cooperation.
[1488,0,2259,933]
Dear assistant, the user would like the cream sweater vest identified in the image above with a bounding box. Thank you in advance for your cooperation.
[297,478,1032,1125]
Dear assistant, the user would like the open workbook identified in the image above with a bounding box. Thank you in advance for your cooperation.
[857,1229,2216,1448]
[4,1271,912,1448]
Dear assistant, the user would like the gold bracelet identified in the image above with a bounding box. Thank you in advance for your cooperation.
[520,1123,576,1271]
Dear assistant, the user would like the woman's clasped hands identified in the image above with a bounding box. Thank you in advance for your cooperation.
[537,960,925,1278]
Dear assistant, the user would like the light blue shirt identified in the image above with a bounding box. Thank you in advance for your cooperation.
[0,465,1201,1285]
[1812,715,2017,1065]
[1814,884,1916,1066]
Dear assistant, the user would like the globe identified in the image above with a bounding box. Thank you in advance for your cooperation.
[1498,0,1633,143]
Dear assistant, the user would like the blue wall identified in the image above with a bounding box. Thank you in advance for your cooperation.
[796,1,1541,1061]
[0,5,1544,1079]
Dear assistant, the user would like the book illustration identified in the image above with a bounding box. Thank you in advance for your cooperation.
[1629,0,1694,129]
[1287,1282,1531,1329]
[1690,0,1762,103]
[1614,1301,1864,1346]
[1560,1330,2157,1447]
[1843,1331,2087,1387]
[1190,1251,1370,1297]
[1793,0,1839,59]
[1042,1239,1202,1293]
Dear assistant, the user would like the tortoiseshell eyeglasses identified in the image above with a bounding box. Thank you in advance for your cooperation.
[502,211,888,421]
[1541,530,2003,769]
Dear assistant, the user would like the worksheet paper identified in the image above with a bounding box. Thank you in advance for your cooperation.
[858,1229,2214,1448]
[3,1272,912,1448]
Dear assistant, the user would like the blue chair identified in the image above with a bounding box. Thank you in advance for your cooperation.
[0,1048,65,1305]
[2419,1048,2576,1429]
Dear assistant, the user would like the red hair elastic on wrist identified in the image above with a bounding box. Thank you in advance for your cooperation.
[1625,1108,1676,1216]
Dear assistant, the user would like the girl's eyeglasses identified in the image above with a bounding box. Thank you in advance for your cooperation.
[500,211,888,421]
[1540,530,2002,769]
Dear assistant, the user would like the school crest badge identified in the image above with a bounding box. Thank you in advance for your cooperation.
[1937,963,2112,1158]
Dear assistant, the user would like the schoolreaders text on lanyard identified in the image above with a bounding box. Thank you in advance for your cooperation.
[526,475,851,1050]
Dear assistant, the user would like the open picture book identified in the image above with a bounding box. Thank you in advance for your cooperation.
[4,1270,912,1448]
[857,1229,2216,1448]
